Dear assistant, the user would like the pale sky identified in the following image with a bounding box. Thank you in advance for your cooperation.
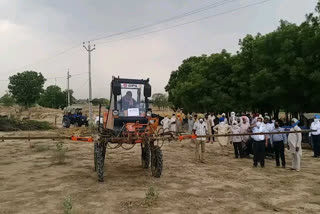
[0,0,318,99]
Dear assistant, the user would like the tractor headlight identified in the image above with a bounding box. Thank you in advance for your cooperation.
[112,110,119,116]
[147,111,152,117]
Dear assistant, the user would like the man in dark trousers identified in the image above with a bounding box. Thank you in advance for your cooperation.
[251,117,268,168]
[270,121,287,168]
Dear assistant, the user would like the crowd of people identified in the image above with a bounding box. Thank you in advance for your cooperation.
[159,112,320,171]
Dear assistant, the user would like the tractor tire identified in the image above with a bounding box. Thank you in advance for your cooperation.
[62,117,70,128]
[141,141,150,169]
[151,146,163,178]
[94,142,98,171]
[97,143,106,182]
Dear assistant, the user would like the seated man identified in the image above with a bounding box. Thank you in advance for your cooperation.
[121,91,137,111]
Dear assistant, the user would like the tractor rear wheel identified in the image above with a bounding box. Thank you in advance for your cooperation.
[97,142,106,182]
[94,142,98,171]
[141,141,150,169]
[151,145,163,178]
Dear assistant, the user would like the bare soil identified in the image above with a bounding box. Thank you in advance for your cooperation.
[1,129,320,214]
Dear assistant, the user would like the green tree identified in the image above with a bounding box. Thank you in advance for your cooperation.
[0,92,15,106]
[39,85,67,109]
[152,93,169,110]
[92,98,110,107]
[8,71,46,108]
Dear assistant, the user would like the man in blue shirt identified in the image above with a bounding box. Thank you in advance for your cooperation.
[270,121,287,168]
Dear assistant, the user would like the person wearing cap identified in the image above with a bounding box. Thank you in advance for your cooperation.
[270,120,287,168]
[193,114,208,163]
[170,113,177,133]
[288,118,302,171]
[160,114,170,131]
[251,116,268,168]
[213,117,231,156]
[231,120,242,158]
[310,114,320,158]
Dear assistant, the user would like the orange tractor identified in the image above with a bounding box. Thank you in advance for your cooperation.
[95,77,167,182]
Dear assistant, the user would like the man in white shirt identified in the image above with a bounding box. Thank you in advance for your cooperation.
[170,114,177,133]
[160,114,170,130]
[193,114,208,163]
[251,117,268,168]
[310,114,320,158]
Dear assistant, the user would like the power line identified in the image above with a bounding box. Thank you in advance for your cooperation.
[2,0,236,72]
[91,0,237,42]
[98,0,273,46]
[0,72,88,82]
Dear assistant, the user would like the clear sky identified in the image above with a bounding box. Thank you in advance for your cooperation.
[0,0,318,99]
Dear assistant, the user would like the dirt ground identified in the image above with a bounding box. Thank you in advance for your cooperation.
[1,129,320,214]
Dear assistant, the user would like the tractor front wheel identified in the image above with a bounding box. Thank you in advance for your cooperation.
[151,145,163,178]
[62,117,70,128]
[141,141,150,169]
[96,142,106,182]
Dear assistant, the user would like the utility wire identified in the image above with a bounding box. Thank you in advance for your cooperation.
[98,0,273,46]
[0,72,88,82]
[91,0,237,42]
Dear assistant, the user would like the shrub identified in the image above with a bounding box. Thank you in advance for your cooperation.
[63,195,73,214]
[144,186,159,206]
[52,142,67,165]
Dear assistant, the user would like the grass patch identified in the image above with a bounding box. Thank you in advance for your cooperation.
[144,186,159,207]
[34,145,51,152]
[52,142,68,165]
[0,118,53,131]
[63,195,73,214]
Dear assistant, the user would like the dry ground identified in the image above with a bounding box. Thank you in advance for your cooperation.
[1,130,320,214]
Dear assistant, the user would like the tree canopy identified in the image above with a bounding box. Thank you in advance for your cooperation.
[152,93,170,110]
[38,85,67,109]
[166,1,320,115]
[8,71,46,108]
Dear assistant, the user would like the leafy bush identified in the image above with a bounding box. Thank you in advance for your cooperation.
[0,118,53,131]
[0,93,15,106]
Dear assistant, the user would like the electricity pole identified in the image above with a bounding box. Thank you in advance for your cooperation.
[83,41,95,124]
[67,69,71,106]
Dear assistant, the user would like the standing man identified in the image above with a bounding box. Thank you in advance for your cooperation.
[270,121,287,168]
[229,112,237,125]
[310,114,320,158]
[240,116,251,157]
[160,114,170,131]
[213,117,231,156]
[193,114,208,163]
[231,121,242,158]
[264,117,275,158]
[170,114,177,133]
[188,114,195,134]
[205,114,212,143]
[251,117,268,168]
[208,112,216,143]
[288,118,302,171]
